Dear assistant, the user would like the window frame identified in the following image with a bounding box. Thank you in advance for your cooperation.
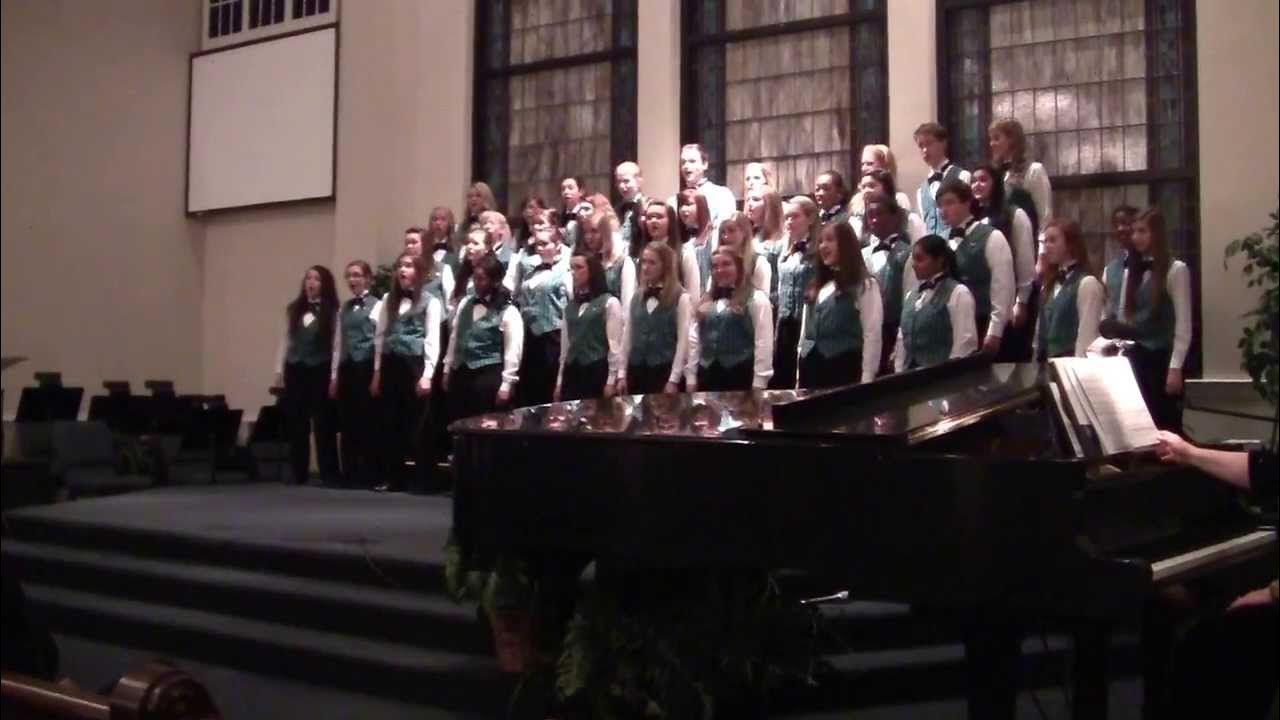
[471,0,639,212]
[202,0,338,50]
[679,0,889,199]
[936,0,1202,371]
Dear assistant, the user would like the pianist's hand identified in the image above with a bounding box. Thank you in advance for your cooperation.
[664,382,679,394]
[1155,430,1192,465]
[497,386,511,407]
[1012,303,1029,329]
[1227,584,1277,611]
[616,378,628,396]
[1165,368,1184,396]
[369,370,382,398]
[328,379,338,400]
[981,334,1002,357]
[416,377,432,397]
[687,381,698,394]
[441,372,451,392]
[602,382,615,399]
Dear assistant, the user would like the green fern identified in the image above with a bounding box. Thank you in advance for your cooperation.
[1223,207,1280,409]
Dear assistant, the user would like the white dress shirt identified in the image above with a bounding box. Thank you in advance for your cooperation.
[443,297,525,392]
[608,251,637,313]
[1114,260,1192,369]
[980,208,1036,305]
[1006,162,1053,226]
[862,235,920,304]
[370,295,443,382]
[701,255,769,296]
[619,292,693,386]
[1031,266,1104,358]
[799,279,884,384]
[893,276,979,372]
[949,219,1015,339]
[680,240,708,297]
[503,246,567,295]
[685,289,775,388]
[557,296,625,388]
[274,307,342,377]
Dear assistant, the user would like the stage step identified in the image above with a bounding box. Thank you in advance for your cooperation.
[4,539,488,655]
[22,583,509,714]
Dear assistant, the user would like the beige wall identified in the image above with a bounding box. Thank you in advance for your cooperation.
[1,0,203,415]
[1195,0,1279,380]
[4,0,1275,421]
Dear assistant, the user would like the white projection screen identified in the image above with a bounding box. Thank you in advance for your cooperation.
[187,27,336,213]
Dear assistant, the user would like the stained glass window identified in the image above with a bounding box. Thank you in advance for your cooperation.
[940,0,1199,368]
[475,0,637,213]
[684,0,887,198]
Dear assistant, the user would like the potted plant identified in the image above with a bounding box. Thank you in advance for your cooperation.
[1223,207,1279,423]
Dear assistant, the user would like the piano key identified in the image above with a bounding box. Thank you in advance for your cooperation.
[1150,529,1277,583]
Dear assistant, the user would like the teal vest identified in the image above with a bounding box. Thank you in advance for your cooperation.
[340,296,377,363]
[952,222,994,329]
[565,294,610,366]
[437,249,462,277]
[1129,268,1176,351]
[453,299,506,369]
[698,298,755,369]
[692,239,713,294]
[494,243,513,272]
[605,257,626,300]
[516,265,569,337]
[776,247,815,322]
[800,285,864,359]
[385,297,427,357]
[919,164,964,236]
[869,235,911,326]
[900,278,958,370]
[628,294,678,368]
[1103,256,1125,319]
[285,310,331,367]
[1037,268,1085,359]
[422,272,446,307]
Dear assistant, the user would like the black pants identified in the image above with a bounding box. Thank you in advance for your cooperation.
[1127,344,1183,432]
[798,349,862,390]
[427,320,451,467]
[626,362,672,395]
[769,316,802,390]
[996,286,1037,362]
[561,359,609,401]
[336,359,376,488]
[697,361,753,392]
[878,323,898,377]
[283,362,339,485]
[1168,603,1278,719]
[378,353,432,491]
[448,364,504,424]
[517,330,560,408]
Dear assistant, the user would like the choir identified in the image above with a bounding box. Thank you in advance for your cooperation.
[274,117,1193,490]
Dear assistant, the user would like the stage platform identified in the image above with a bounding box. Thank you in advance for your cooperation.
[3,483,1143,719]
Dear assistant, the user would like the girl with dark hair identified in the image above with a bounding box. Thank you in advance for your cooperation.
[677,189,715,297]
[971,164,1036,361]
[798,223,882,388]
[555,250,624,402]
[514,225,572,408]
[451,227,493,307]
[686,246,774,392]
[771,197,819,389]
[861,192,917,376]
[1033,219,1103,360]
[331,260,380,488]
[854,169,925,244]
[443,254,525,421]
[273,265,341,485]
[639,199,691,293]
[893,236,979,372]
[503,194,554,295]
[1098,208,1190,431]
[370,252,443,493]
[618,241,691,396]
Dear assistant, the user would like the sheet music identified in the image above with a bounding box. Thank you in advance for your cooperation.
[1050,357,1159,457]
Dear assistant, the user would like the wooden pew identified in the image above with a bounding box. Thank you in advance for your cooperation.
[2,661,220,720]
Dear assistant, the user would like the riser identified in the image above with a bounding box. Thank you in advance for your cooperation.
[6,546,488,655]
[5,513,447,594]
[24,585,510,715]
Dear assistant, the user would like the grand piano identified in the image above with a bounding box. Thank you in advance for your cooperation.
[450,356,1276,719]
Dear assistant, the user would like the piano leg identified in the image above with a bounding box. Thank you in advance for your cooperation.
[963,620,1019,720]
[1072,623,1109,720]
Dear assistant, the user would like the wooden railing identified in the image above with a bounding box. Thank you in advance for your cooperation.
[2,662,219,720]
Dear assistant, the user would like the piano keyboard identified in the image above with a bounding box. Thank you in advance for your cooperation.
[1150,529,1277,583]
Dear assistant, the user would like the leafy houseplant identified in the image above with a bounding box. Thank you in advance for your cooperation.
[370,262,396,299]
[1223,208,1279,410]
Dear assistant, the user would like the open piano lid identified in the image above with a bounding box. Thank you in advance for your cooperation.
[449,355,1045,448]
[754,355,1045,447]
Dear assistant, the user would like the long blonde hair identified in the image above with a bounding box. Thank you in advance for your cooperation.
[850,144,901,216]
[719,211,759,290]
[989,117,1029,173]
[749,187,785,243]
[639,240,683,307]
[698,246,753,318]
[786,195,820,251]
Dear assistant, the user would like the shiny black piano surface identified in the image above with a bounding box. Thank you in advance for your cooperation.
[450,357,1273,621]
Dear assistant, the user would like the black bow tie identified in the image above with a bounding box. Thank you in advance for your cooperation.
[789,240,808,256]
[928,163,952,185]
[1126,254,1153,272]
[918,277,942,292]
[949,221,975,241]
[711,285,734,301]
[474,294,493,308]
[307,301,321,313]
[530,262,555,274]
[351,297,366,309]
[434,241,450,252]
[644,286,663,300]
[574,290,592,304]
